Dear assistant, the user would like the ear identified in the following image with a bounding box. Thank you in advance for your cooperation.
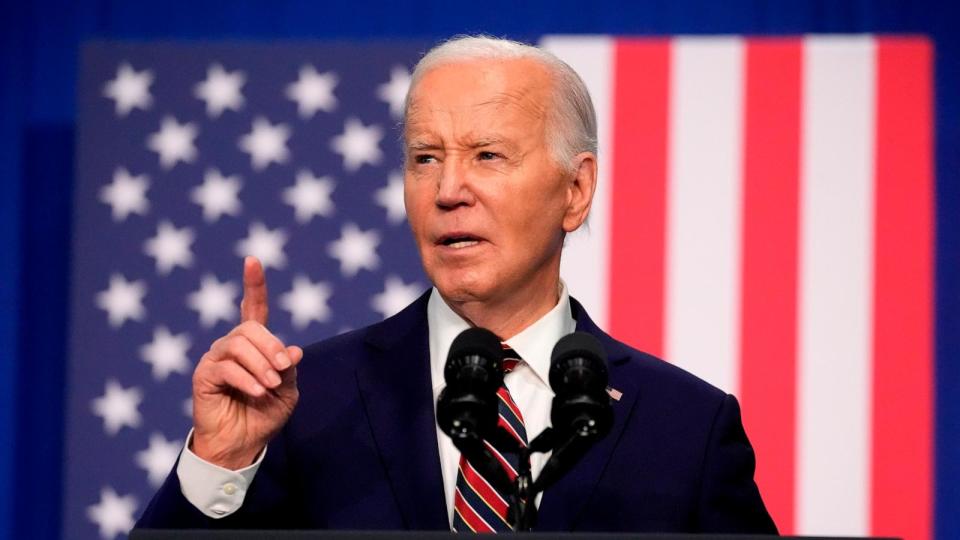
[562,152,598,233]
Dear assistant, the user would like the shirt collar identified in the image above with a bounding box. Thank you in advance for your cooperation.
[427,281,576,390]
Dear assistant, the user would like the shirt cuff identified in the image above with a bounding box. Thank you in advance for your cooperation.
[176,429,267,519]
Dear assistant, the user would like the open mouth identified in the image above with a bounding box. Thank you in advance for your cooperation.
[437,234,483,249]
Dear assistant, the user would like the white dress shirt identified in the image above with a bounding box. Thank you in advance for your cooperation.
[177,283,576,526]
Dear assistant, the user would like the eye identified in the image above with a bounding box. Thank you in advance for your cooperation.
[414,154,437,164]
[477,151,500,161]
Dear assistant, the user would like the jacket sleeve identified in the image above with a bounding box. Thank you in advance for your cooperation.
[696,393,779,534]
[134,428,304,530]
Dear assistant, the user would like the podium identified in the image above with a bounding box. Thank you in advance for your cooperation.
[131,531,899,540]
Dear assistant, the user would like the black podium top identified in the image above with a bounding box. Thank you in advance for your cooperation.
[132,530,898,540]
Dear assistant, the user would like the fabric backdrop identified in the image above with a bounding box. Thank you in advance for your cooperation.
[1,1,957,540]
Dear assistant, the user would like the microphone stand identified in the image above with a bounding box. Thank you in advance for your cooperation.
[499,423,606,532]
[509,427,554,532]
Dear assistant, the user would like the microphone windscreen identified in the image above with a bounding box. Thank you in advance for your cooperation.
[444,327,503,386]
[448,327,503,361]
[549,332,608,393]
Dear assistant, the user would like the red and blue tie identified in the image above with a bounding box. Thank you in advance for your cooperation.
[452,346,530,533]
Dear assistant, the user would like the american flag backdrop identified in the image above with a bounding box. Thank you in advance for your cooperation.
[543,35,933,540]
[66,37,934,540]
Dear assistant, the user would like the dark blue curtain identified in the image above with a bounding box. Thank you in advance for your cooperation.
[2,1,957,539]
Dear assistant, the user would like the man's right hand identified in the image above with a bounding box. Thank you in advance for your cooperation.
[190,256,303,470]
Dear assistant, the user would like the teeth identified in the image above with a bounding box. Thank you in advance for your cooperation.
[448,240,479,249]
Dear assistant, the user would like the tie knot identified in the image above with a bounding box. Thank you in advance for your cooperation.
[501,345,521,374]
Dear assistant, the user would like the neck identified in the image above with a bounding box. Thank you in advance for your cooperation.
[442,268,561,341]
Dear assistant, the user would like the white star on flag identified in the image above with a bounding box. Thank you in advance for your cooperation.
[135,432,183,487]
[235,222,288,269]
[377,65,411,118]
[187,274,238,328]
[143,220,195,275]
[371,275,423,319]
[330,117,383,172]
[140,326,191,381]
[238,116,291,170]
[283,170,335,223]
[279,275,333,329]
[194,63,246,117]
[87,486,138,540]
[147,116,198,169]
[286,65,338,117]
[191,168,242,222]
[102,63,154,116]
[96,274,147,328]
[99,167,150,221]
[374,170,406,224]
[327,222,380,277]
[91,379,143,435]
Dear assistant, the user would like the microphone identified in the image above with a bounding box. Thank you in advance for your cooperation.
[548,332,613,440]
[532,332,613,493]
[436,327,514,494]
[436,327,503,442]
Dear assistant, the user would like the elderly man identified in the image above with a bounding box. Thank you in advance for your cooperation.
[136,36,776,534]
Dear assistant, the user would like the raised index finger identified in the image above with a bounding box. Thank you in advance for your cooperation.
[240,256,269,325]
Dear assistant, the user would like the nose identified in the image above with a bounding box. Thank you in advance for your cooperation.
[435,159,475,209]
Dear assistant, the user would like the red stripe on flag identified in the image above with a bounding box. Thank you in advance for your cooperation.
[738,38,802,535]
[609,39,670,356]
[871,37,934,540]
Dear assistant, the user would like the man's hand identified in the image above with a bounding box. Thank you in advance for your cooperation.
[190,256,303,470]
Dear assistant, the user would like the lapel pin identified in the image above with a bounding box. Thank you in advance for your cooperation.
[606,386,623,401]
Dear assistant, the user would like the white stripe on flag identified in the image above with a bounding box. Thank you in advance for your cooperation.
[664,38,745,395]
[541,35,614,329]
[797,36,875,536]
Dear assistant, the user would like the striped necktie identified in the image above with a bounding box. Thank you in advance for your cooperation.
[452,346,530,533]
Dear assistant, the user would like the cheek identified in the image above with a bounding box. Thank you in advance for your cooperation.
[404,181,430,231]
[503,195,568,260]
[507,177,567,235]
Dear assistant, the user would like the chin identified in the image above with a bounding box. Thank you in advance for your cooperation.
[431,268,492,304]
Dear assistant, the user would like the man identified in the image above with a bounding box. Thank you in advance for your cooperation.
[136,36,777,533]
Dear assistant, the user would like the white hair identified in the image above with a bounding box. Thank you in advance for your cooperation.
[403,35,598,170]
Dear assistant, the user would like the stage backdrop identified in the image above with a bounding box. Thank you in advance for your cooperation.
[67,37,934,540]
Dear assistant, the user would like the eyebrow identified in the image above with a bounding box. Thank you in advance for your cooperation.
[407,140,441,151]
[470,137,505,148]
[406,137,508,151]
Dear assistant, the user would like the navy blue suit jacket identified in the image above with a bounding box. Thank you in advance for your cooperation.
[137,293,777,533]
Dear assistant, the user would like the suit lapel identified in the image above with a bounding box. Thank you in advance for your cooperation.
[353,292,449,530]
[536,298,641,531]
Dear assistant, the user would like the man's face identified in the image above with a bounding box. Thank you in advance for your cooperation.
[403,58,588,306]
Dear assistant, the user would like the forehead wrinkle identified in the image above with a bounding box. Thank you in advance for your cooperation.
[404,61,553,147]
[451,132,516,152]
[404,102,452,145]
[406,101,513,147]
[474,87,547,124]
